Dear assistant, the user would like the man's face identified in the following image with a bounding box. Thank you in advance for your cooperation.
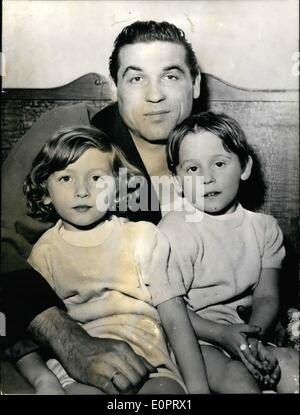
[116,41,200,143]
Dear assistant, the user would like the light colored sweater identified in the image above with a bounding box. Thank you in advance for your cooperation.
[28,216,181,379]
[150,204,285,326]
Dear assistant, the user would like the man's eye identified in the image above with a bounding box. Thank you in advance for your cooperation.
[59,176,71,182]
[165,74,178,81]
[130,76,142,83]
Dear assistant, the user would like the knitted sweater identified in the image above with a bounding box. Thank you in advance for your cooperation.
[28,216,180,376]
[150,204,285,326]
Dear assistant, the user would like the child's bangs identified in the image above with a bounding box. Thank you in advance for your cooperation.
[46,137,106,174]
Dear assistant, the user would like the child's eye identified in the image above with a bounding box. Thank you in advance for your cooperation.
[215,161,225,168]
[90,175,101,182]
[59,176,71,182]
[187,166,199,173]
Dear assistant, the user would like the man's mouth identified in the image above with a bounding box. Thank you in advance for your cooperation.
[72,205,92,212]
[144,110,170,116]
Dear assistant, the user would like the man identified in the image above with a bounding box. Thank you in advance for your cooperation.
[1,21,201,393]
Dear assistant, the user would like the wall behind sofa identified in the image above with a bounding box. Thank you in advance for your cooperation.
[2,0,299,90]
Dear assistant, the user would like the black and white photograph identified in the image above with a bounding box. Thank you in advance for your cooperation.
[1,0,299,399]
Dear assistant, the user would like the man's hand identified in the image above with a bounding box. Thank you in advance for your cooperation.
[29,307,155,394]
[68,337,156,394]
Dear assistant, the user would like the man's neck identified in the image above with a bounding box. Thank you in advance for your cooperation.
[131,132,166,152]
[131,133,170,177]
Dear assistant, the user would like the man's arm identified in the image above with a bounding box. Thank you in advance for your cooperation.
[1,269,154,394]
[1,269,66,348]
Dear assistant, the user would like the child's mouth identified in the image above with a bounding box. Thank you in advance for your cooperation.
[204,192,220,198]
[73,205,92,213]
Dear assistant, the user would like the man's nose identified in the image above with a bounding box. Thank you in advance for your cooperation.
[145,80,166,103]
[75,181,90,198]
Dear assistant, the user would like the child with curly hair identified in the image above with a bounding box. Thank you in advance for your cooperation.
[16,126,191,394]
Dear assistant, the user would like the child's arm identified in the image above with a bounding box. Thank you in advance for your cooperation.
[157,296,210,394]
[246,268,281,386]
[246,267,280,360]
[16,352,65,394]
[248,268,280,338]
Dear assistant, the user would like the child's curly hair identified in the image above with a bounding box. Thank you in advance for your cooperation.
[24,126,141,222]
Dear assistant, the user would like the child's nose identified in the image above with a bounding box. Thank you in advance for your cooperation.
[203,169,215,184]
[76,181,90,198]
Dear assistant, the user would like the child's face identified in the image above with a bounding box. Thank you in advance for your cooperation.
[43,148,116,230]
[176,131,251,215]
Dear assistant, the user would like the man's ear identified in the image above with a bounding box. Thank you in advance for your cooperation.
[109,77,117,102]
[193,72,201,99]
[241,156,253,181]
[43,195,52,205]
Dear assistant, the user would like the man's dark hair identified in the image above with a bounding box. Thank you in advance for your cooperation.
[109,20,200,84]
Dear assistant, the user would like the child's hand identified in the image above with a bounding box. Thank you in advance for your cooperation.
[244,338,280,388]
[34,374,66,395]
[220,324,264,380]
[256,340,281,388]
